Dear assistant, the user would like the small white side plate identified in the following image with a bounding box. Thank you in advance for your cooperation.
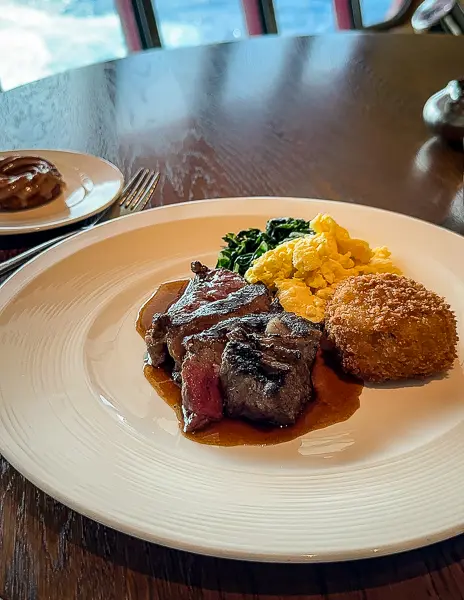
[0,149,123,235]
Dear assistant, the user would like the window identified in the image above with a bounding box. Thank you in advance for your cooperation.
[0,0,413,91]
[0,0,128,90]
[153,0,247,48]
[274,0,336,36]
[360,0,407,27]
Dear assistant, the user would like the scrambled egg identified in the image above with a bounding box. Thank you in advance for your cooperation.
[245,213,401,322]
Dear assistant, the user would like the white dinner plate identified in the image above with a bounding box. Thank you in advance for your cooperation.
[0,149,123,235]
[0,197,463,562]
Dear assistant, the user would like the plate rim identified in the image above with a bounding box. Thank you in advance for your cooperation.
[1,196,463,563]
[0,148,124,235]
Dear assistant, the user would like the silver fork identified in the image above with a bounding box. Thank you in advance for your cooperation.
[0,168,160,278]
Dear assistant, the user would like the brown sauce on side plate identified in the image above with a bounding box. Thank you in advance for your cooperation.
[138,280,363,447]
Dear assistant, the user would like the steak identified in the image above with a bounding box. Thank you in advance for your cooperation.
[220,314,321,426]
[181,312,321,432]
[181,313,276,431]
[184,312,277,354]
[181,347,223,432]
[145,262,272,366]
[166,282,272,365]
[144,261,322,433]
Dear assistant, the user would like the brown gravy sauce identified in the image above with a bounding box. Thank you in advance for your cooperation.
[137,280,363,447]
[136,279,189,337]
[0,154,65,210]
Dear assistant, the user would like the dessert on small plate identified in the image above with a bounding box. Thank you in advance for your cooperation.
[0,154,65,211]
[0,149,123,235]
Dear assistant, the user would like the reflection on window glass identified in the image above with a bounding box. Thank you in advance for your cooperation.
[360,0,403,26]
[154,0,247,48]
[0,0,127,90]
[274,0,336,35]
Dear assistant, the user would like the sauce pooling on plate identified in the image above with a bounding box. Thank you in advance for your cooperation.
[136,279,189,337]
[137,280,363,447]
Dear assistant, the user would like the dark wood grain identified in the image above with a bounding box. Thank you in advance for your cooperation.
[0,33,463,600]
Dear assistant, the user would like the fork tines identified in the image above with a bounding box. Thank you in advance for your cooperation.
[119,168,160,211]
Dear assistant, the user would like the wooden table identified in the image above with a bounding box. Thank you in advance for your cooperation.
[0,33,463,600]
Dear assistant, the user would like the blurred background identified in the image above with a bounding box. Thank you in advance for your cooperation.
[0,0,412,90]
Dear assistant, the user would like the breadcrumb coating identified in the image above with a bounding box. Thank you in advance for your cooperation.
[325,274,458,381]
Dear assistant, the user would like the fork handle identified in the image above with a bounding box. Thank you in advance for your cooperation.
[0,231,75,278]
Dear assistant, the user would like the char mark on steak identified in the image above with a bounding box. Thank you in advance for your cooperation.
[181,313,276,431]
[220,315,321,426]
[184,312,277,353]
[145,262,250,366]
[181,312,321,432]
[166,281,273,365]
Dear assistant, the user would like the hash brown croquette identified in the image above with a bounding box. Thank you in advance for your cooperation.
[325,274,458,382]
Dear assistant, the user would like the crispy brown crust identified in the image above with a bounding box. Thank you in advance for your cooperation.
[325,274,458,382]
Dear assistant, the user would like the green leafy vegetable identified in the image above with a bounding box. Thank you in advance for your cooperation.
[216,217,314,275]
[265,217,313,245]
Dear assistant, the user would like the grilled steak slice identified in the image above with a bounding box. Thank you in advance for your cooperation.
[145,262,248,366]
[145,314,170,367]
[181,313,277,432]
[166,281,273,365]
[184,313,277,353]
[174,261,247,312]
[181,312,321,432]
[220,314,321,426]
[265,312,323,336]
[181,347,223,432]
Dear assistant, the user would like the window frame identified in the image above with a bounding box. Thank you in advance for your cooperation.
[122,0,415,51]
